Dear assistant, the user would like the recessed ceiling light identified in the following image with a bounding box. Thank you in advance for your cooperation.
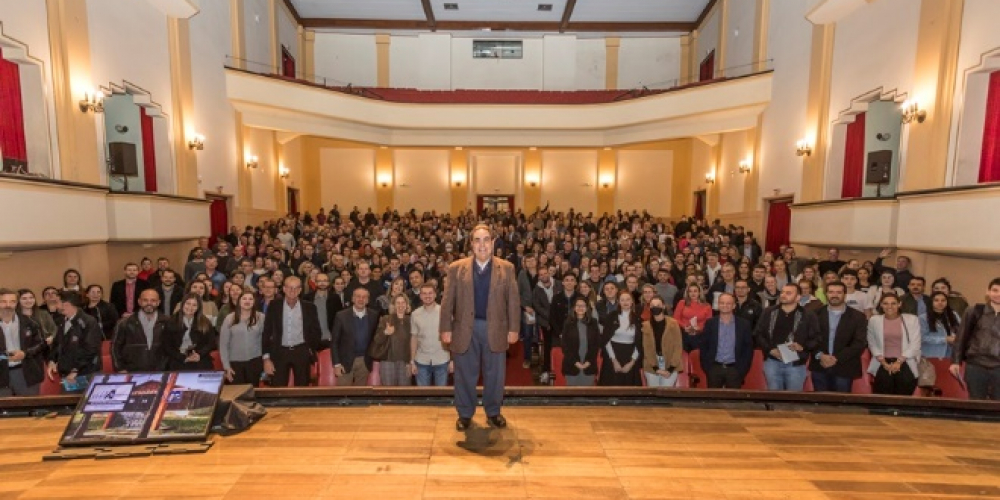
[443,3,458,10]
[538,4,553,11]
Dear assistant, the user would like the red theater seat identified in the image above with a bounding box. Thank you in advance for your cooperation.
[317,350,336,387]
[687,349,706,388]
[102,354,114,374]
[929,358,968,399]
[210,351,223,371]
[742,350,767,391]
[675,351,690,388]
[101,340,112,357]
[368,361,381,385]
[852,350,873,394]
[551,347,566,386]
[40,375,62,395]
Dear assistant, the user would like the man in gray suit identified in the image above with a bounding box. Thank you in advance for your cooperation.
[440,224,521,431]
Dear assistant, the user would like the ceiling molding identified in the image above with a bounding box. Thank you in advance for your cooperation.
[420,0,437,30]
[559,0,577,33]
[301,18,696,32]
[695,0,718,29]
[281,0,303,25]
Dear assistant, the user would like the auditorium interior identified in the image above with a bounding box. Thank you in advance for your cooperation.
[2,0,1000,498]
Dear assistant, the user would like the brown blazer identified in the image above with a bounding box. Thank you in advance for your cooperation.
[641,318,684,374]
[439,256,521,354]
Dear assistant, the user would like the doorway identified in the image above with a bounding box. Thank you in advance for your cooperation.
[764,198,793,255]
[693,190,706,220]
[206,195,229,248]
[477,195,514,216]
[699,50,715,82]
[281,45,296,78]
[287,187,300,216]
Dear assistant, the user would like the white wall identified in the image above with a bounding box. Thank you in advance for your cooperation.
[616,150,673,215]
[320,148,376,210]
[618,38,681,89]
[575,38,606,90]
[757,0,818,202]
[473,153,519,194]
[190,0,238,196]
[452,38,544,90]
[948,0,1000,185]
[542,35,577,91]
[541,150,597,214]
[313,32,376,86]
[724,0,757,75]
[828,0,919,127]
[277,2,299,73]
[393,149,450,213]
[389,35,420,88]
[242,0,271,71]
[417,33,452,90]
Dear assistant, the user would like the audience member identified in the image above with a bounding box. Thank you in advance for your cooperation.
[641,296,683,387]
[263,276,322,386]
[112,289,168,372]
[562,297,601,386]
[410,284,450,386]
[810,282,868,393]
[867,293,921,395]
[699,293,754,388]
[0,288,47,396]
[951,278,1000,400]
[754,283,821,391]
[219,290,265,385]
[332,288,379,386]
[371,294,413,386]
[18,289,58,340]
[110,262,150,318]
[47,291,102,390]
[598,290,642,386]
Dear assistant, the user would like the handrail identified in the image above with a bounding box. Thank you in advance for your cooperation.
[225,55,774,105]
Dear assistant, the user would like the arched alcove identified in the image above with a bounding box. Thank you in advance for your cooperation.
[0,32,55,178]
[824,88,904,199]
[99,82,175,193]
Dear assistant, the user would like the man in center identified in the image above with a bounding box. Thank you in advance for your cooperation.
[440,224,521,431]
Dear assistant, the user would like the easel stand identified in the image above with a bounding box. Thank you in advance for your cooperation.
[43,441,213,461]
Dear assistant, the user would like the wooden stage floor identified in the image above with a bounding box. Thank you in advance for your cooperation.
[2,406,1000,499]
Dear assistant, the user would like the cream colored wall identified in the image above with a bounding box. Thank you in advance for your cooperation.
[541,150,598,214]
[243,126,277,211]
[615,150,673,216]
[393,149,451,214]
[319,147,377,211]
[472,153,519,195]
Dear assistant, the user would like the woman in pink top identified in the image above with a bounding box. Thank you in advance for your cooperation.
[866,293,921,395]
[673,284,713,352]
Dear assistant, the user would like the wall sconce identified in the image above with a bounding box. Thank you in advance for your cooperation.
[900,100,926,124]
[599,174,614,189]
[278,166,290,179]
[795,139,813,157]
[452,174,465,187]
[705,171,716,184]
[188,134,205,151]
[245,154,258,169]
[79,89,104,113]
[525,174,539,187]
[738,159,751,174]
[377,174,392,188]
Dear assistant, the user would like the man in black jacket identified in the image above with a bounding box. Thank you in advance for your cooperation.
[48,291,103,388]
[110,262,150,318]
[733,279,763,329]
[111,289,169,373]
[330,287,379,386]
[262,276,322,387]
[154,269,184,316]
[754,283,821,391]
[699,294,754,388]
[809,282,868,393]
[0,288,48,396]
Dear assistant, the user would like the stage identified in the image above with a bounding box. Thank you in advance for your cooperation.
[2,400,1000,499]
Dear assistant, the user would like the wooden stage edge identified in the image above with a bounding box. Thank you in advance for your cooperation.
[3,387,999,421]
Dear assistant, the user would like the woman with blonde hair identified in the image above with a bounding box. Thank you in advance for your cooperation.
[370,294,413,386]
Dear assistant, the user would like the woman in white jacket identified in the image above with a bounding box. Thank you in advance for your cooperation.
[867,293,921,395]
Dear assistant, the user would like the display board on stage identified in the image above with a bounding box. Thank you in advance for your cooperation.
[59,371,224,447]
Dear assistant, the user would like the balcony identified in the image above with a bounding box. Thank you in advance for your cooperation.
[225,66,773,147]
[0,173,209,251]
[790,198,899,249]
[895,183,1000,258]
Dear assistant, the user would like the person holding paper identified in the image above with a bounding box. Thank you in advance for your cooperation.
[753,283,821,391]
[673,284,713,352]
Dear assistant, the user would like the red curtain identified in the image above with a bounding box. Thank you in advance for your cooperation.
[0,47,27,164]
[693,191,704,220]
[287,188,298,215]
[979,71,1000,183]
[841,112,866,198]
[699,51,715,82]
[139,106,157,192]
[281,46,296,78]
[765,199,792,255]
[208,198,228,248]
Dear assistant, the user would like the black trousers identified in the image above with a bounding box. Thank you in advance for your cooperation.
[541,326,554,373]
[230,357,264,385]
[706,362,743,389]
[872,358,917,396]
[272,344,312,387]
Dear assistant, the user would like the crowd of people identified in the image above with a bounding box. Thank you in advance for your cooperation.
[1,205,998,400]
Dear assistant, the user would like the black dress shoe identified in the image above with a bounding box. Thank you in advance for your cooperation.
[456,417,472,431]
[486,414,507,429]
